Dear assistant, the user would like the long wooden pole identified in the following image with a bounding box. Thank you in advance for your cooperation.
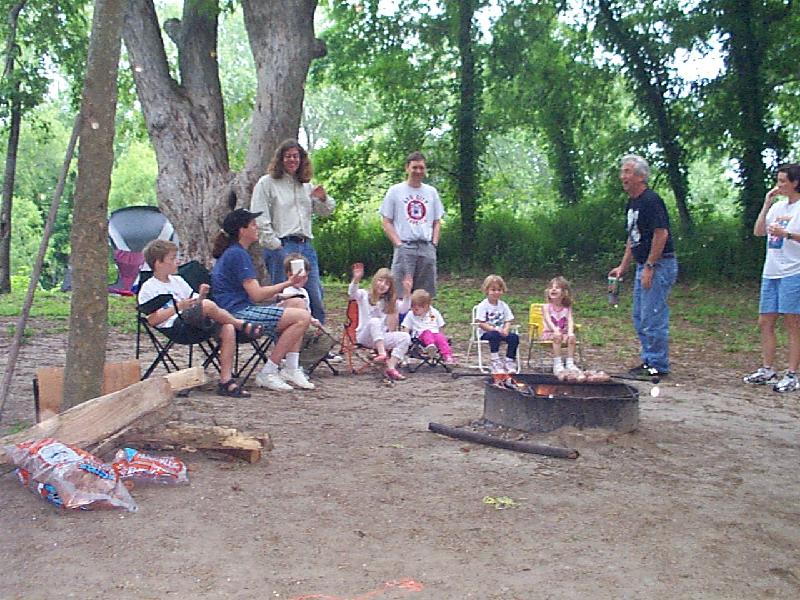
[0,116,80,423]
[428,422,579,460]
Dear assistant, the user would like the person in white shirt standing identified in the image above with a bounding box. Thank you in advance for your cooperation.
[744,163,800,392]
[251,139,336,325]
[380,151,444,299]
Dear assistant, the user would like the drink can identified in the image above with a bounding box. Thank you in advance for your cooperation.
[607,276,620,306]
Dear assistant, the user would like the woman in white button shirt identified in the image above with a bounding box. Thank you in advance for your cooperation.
[251,139,336,325]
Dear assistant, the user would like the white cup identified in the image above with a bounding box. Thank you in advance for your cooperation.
[290,259,305,275]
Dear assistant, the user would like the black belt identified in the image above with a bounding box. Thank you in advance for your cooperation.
[281,235,309,244]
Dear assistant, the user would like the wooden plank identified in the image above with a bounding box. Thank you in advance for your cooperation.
[102,360,142,395]
[164,366,206,392]
[118,423,271,464]
[34,360,143,422]
[34,367,65,423]
[1,376,174,465]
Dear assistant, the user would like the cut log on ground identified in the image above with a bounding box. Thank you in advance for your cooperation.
[163,367,206,392]
[1,376,175,465]
[115,423,273,464]
[428,422,579,460]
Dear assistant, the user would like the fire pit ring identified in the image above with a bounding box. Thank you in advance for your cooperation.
[484,373,639,433]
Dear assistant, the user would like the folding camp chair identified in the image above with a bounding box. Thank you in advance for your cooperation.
[339,299,383,374]
[135,260,271,384]
[136,261,221,379]
[108,205,178,293]
[464,305,522,373]
[303,326,341,376]
[525,302,583,371]
[406,336,454,373]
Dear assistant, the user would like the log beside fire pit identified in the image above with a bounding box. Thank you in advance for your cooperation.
[484,373,639,433]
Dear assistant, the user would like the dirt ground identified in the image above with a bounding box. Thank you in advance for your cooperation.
[1,307,799,600]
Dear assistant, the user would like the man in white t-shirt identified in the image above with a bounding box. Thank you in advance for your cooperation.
[380,151,445,298]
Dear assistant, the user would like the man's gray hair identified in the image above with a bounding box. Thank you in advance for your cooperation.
[621,154,650,182]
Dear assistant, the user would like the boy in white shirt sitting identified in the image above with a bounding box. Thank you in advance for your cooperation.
[138,240,262,397]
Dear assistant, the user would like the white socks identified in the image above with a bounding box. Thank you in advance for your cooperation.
[285,352,300,371]
[261,359,280,375]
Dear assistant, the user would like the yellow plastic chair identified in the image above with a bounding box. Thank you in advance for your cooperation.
[526,303,582,371]
[465,305,522,373]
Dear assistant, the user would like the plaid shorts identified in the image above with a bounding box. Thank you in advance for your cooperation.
[234,304,284,338]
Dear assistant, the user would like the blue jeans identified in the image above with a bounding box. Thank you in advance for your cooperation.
[264,241,325,324]
[632,256,678,372]
[480,330,520,359]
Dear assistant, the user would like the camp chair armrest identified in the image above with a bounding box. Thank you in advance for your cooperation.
[138,293,174,316]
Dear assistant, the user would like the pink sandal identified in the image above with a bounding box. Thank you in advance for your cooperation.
[384,367,406,381]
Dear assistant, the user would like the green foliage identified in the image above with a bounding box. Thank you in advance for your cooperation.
[0,274,136,333]
[109,140,158,210]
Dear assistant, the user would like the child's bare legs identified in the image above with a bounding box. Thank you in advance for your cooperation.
[551,336,564,374]
[200,299,245,330]
[564,334,578,371]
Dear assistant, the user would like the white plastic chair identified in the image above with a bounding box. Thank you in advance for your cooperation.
[465,305,522,373]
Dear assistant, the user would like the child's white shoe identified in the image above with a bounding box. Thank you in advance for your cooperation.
[490,357,506,373]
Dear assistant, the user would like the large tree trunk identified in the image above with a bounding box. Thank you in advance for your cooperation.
[123,0,230,264]
[456,0,480,259]
[62,0,124,409]
[0,0,28,295]
[238,0,325,193]
[0,93,21,295]
[597,0,693,232]
[123,0,325,265]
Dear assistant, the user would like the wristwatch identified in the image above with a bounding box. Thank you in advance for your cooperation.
[645,262,656,269]
[788,232,794,241]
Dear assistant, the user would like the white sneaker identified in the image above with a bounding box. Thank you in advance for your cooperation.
[773,372,799,393]
[424,344,438,359]
[743,366,777,385]
[280,368,315,390]
[553,363,566,376]
[504,357,517,373]
[490,357,506,374]
[255,371,293,391]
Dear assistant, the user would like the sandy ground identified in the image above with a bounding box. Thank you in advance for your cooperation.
[1,313,799,600]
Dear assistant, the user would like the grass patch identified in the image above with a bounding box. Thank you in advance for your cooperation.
[6,420,31,434]
[0,274,764,362]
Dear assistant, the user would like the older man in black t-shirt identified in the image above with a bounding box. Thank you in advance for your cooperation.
[608,155,678,377]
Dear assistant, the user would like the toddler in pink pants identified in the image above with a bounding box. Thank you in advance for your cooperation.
[401,289,456,365]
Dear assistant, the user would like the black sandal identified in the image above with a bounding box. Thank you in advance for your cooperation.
[240,321,263,341]
[217,379,251,398]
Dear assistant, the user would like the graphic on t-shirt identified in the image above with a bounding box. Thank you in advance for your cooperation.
[768,215,792,249]
[405,195,428,224]
[627,208,641,246]
[484,308,505,327]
